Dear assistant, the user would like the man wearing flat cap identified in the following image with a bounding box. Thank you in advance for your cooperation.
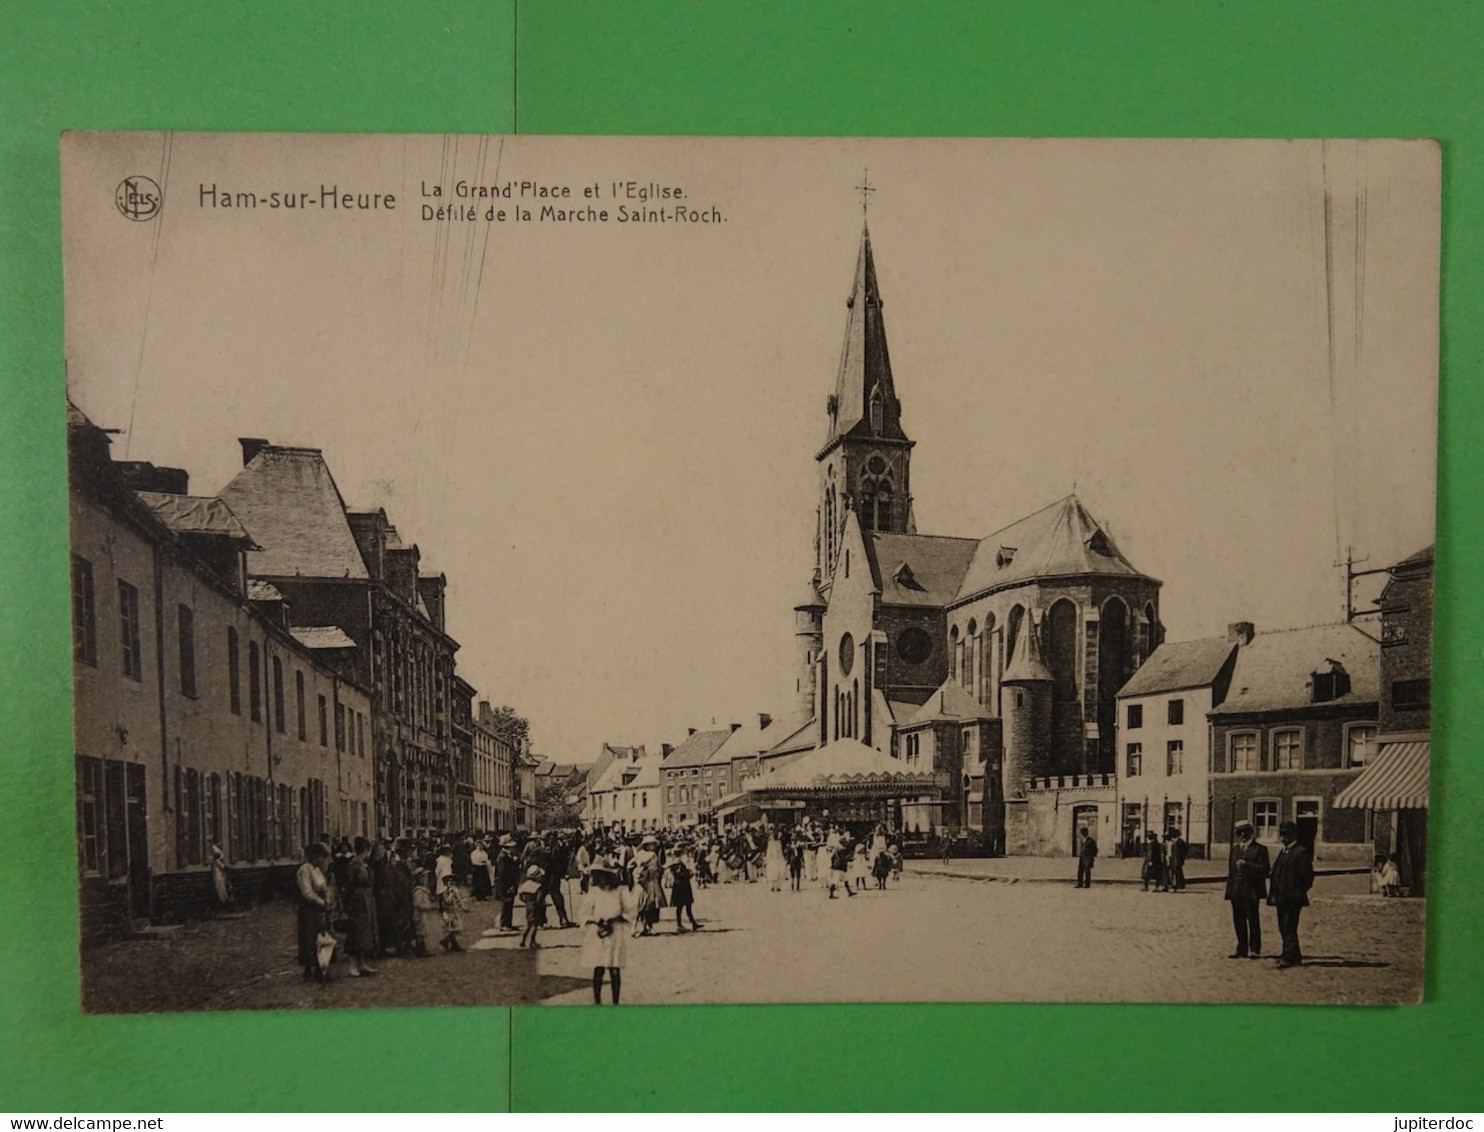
[1268,819,1315,968]
[1225,819,1270,958]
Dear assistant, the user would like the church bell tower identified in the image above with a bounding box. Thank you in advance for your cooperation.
[815,220,915,593]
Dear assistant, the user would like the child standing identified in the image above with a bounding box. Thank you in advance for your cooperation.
[518,865,547,949]
[1380,853,1403,897]
[438,874,469,952]
[411,869,439,957]
[668,853,700,932]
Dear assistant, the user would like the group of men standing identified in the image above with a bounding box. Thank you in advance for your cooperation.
[1073,818,1317,969]
[1224,818,1315,968]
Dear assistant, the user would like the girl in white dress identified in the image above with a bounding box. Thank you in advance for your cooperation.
[765,830,787,891]
[582,858,638,1004]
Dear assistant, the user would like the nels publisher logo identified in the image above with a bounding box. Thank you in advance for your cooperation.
[115,175,162,221]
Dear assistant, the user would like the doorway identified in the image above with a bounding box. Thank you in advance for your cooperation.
[1071,804,1099,856]
[1293,797,1320,851]
[125,762,151,920]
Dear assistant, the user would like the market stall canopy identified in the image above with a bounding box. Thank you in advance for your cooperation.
[744,738,939,795]
[1334,740,1430,810]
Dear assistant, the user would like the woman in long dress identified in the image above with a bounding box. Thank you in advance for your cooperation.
[295,843,334,981]
[764,829,787,891]
[343,837,380,976]
[631,837,666,936]
[582,858,638,1004]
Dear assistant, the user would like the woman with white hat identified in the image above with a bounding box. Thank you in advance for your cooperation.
[582,856,637,1004]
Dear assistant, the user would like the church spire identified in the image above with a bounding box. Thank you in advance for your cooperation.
[825,222,908,447]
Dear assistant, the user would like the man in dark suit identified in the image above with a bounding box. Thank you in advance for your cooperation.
[1164,829,1188,892]
[1075,827,1098,888]
[1225,819,1270,958]
[1141,830,1166,891]
[1268,819,1315,968]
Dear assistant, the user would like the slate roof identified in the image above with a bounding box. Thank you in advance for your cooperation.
[825,224,908,448]
[138,492,257,543]
[660,729,733,770]
[763,716,819,758]
[290,625,357,650]
[1002,614,1053,684]
[1210,623,1379,716]
[1118,637,1237,698]
[905,681,994,726]
[218,446,369,580]
[956,495,1149,603]
[865,532,979,607]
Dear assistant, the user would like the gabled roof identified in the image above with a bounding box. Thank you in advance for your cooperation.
[1211,623,1379,716]
[661,729,733,770]
[137,492,257,544]
[764,715,818,758]
[616,753,664,791]
[905,681,994,726]
[289,625,357,650]
[218,446,369,580]
[956,495,1148,603]
[864,531,979,607]
[1119,637,1237,699]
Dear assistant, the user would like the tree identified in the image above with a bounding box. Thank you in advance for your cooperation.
[485,705,530,749]
[534,779,583,830]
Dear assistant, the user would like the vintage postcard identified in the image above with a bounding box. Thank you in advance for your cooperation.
[61,134,1437,1009]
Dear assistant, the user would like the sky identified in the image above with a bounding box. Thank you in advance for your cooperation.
[61,134,1440,762]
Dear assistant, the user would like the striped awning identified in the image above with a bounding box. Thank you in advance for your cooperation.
[1333,741,1430,810]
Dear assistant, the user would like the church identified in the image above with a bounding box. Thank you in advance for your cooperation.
[779,220,1165,854]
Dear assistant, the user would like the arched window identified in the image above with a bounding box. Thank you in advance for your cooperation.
[1144,602,1159,659]
[227,627,241,715]
[825,486,838,570]
[860,478,877,531]
[869,388,884,434]
[852,678,860,738]
[1006,606,1025,667]
[875,483,892,532]
[1045,599,1079,703]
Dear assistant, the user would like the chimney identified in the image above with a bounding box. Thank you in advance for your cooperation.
[758,712,772,730]
[1227,621,1255,646]
[239,438,270,466]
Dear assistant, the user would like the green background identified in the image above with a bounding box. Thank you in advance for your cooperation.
[3,0,1482,1113]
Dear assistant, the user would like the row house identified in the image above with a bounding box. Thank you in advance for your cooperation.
[1113,629,1242,858]
[217,442,463,839]
[472,700,519,832]
[659,729,731,827]
[69,405,372,943]
[1208,622,1379,862]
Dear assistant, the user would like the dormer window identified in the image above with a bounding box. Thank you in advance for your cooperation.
[894,562,925,591]
[1087,528,1112,556]
[996,546,1017,569]
[1311,659,1351,703]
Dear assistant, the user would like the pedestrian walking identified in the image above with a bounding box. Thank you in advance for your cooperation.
[342,837,380,977]
[828,836,856,898]
[765,829,787,891]
[469,839,493,901]
[582,857,636,1005]
[1164,829,1187,892]
[851,842,871,891]
[1268,820,1314,968]
[668,853,701,932]
[633,835,666,936]
[495,835,520,931]
[1075,827,1098,888]
[788,840,805,891]
[872,846,891,890]
[1225,819,1270,959]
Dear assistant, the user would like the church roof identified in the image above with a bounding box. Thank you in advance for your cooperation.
[957,495,1149,602]
[905,681,994,726]
[218,445,369,580]
[1118,637,1237,698]
[1209,623,1379,716]
[865,532,979,607]
[824,223,908,449]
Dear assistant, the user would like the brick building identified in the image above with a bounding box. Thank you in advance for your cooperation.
[1208,623,1378,862]
[1335,546,1433,892]
[659,727,732,827]
[69,405,372,943]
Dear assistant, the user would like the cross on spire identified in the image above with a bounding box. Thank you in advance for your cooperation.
[855,170,876,216]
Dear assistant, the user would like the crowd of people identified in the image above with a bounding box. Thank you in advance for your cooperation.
[291,818,910,993]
